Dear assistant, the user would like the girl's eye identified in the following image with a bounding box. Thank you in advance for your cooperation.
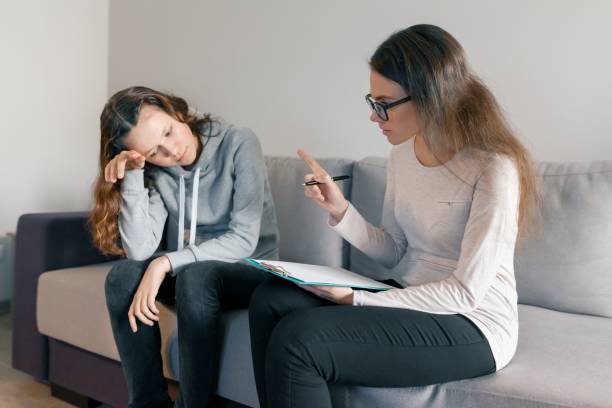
[150,149,158,157]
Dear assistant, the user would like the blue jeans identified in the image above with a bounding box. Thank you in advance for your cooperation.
[105,259,266,408]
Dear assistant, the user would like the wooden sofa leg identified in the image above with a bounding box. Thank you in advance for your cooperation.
[50,383,102,408]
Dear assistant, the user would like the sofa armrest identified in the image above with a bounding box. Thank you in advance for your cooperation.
[12,212,116,380]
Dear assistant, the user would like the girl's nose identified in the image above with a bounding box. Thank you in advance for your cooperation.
[370,111,381,123]
[160,139,179,158]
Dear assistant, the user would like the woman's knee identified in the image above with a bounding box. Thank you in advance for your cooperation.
[266,310,320,372]
[249,278,277,313]
[249,278,318,322]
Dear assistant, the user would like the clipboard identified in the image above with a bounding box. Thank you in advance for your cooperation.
[245,259,394,291]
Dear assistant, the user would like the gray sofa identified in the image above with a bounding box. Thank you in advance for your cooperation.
[12,156,612,408]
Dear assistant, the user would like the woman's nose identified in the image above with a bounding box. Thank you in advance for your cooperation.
[370,111,381,123]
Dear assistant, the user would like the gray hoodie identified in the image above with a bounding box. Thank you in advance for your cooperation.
[118,120,279,275]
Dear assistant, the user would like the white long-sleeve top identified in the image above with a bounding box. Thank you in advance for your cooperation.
[331,136,520,371]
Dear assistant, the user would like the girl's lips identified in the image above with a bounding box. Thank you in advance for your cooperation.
[178,147,188,162]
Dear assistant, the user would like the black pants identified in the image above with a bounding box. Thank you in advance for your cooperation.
[105,259,267,408]
[249,277,497,408]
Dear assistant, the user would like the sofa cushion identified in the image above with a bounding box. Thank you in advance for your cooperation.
[514,161,612,317]
[332,304,612,408]
[36,263,178,380]
[265,157,354,268]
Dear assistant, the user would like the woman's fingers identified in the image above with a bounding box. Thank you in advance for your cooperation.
[298,149,329,176]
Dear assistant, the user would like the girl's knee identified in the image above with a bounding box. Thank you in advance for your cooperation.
[104,259,147,307]
[175,261,229,311]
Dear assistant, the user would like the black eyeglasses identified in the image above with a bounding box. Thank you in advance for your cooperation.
[365,93,412,121]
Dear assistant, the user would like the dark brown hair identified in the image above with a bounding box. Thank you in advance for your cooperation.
[370,24,541,236]
[90,86,214,255]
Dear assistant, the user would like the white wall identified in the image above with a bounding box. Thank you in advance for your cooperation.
[1,1,610,235]
[108,0,612,162]
[0,1,109,235]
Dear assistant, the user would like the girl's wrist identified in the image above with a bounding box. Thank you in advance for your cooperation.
[153,256,172,274]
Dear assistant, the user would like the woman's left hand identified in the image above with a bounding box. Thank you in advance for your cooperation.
[300,285,354,305]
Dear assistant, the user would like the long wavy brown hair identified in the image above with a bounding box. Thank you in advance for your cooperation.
[370,24,541,237]
[90,86,214,256]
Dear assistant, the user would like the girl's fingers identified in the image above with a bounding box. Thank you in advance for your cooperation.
[117,157,127,180]
[108,162,116,183]
[147,293,160,316]
[140,297,157,323]
[128,303,137,333]
[104,163,111,183]
[134,309,154,326]
[133,295,154,326]
[135,155,146,168]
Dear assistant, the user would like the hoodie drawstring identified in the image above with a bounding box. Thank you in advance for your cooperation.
[177,167,201,250]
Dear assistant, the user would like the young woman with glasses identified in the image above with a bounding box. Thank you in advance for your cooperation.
[91,86,279,407]
[248,24,541,408]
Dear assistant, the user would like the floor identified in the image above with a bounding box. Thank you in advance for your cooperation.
[0,311,77,407]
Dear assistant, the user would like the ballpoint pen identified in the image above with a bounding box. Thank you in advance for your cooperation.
[302,175,351,186]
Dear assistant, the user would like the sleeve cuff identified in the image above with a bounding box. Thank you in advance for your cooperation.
[164,247,198,276]
[120,169,146,193]
[328,202,357,231]
[353,289,372,306]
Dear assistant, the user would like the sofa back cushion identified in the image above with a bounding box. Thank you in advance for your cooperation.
[265,157,354,268]
[515,160,612,317]
[349,156,612,318]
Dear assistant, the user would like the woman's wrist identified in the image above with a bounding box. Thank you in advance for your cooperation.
[331,201,350,223]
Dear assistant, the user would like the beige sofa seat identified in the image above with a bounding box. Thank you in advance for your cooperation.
[36,262,177,379]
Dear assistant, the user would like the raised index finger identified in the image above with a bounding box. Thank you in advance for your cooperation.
[297,149,326,174]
